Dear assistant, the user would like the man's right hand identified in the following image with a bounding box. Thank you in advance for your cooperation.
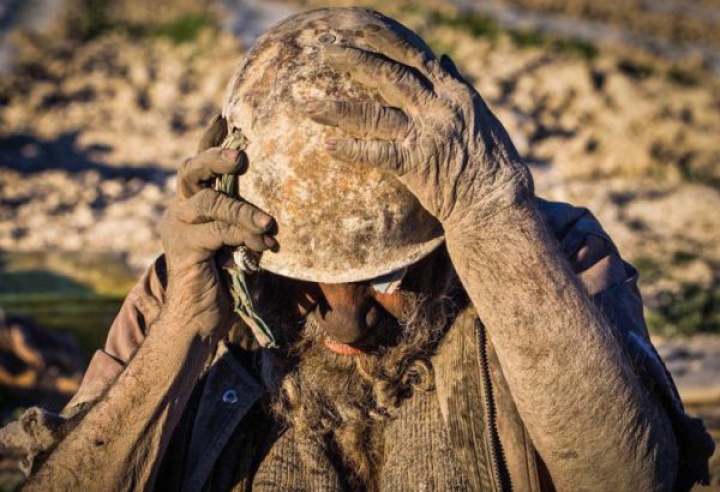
[159,115,277,339]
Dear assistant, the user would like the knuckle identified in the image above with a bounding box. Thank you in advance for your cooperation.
[228,200,256,231]
[338,101,352,118]
[210,193,229,215]
[211,220,227,237]
[367,105,382,132]
[358,50,376,66]
[349,141,363,162]
[194,189,212,210]
[386,63,406,84]
[232,200,252,225]
[178,157,193,178]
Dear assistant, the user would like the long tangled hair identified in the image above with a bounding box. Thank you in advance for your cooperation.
[251,254,464,490]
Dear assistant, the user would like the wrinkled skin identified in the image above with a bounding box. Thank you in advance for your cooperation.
[307,30,532,228]
[160,117,278,339]
[23,118,281,490]
[307,27,678,492]
[21,112,434,491]
[24,17,678,492]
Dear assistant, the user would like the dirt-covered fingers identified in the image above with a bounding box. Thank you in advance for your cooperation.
[177,189,272,231]
[177,148,247,199]
[174,189,276,251]
[197,114,229,153]
[323,45,437,111]
[306,100,413,141]
[193,221,273,253]
[362,23,439,77]
[324,137,409,175]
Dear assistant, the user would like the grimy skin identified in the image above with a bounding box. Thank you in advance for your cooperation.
[26,27,677,492]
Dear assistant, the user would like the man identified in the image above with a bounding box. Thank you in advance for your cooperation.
[1,8,713,492]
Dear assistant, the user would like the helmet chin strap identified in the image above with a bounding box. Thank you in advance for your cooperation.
[217,128,278,349]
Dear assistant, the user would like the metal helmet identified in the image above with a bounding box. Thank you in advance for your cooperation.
[222,8,444,284]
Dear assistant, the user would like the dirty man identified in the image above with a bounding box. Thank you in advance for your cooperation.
[1,7,714,492]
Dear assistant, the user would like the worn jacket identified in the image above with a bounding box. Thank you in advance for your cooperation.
[1,199,714,491]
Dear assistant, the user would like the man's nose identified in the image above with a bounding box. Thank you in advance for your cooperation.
[316,283,379,344]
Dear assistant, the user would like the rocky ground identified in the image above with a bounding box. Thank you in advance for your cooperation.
[0,0,718,487]
[0,24,241,270]
[0,1,718,332]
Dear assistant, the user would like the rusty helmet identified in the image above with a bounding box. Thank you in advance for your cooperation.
[222,8,444,283]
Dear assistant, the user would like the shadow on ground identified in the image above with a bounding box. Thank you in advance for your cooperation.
[0,132,172,182]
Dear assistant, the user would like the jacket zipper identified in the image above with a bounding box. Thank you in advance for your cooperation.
[477,322,512,492]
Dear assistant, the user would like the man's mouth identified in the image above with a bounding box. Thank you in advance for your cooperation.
[323,338,367,356]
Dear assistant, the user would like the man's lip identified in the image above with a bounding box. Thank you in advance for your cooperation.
[323,338,366,356]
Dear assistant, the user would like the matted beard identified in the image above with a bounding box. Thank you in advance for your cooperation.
[256,290,455,490]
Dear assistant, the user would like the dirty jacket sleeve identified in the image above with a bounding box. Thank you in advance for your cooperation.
[1,199,714,488]
[538,198,714,492]
[0,256,169,480]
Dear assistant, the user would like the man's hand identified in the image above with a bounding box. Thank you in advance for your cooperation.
[24,118,276,491]
[159,115,276,338]
[307,30,680,491]
[306,26,532,228]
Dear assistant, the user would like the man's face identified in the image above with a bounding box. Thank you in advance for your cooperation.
[257,248,449,355]
[249,249,456,486]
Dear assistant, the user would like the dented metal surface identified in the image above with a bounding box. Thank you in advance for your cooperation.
[222,8,444,283]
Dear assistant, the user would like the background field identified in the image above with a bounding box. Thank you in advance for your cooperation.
[0,0,718,488]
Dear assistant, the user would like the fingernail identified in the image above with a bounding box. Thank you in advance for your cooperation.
[253,210,272,229]
[264,235,278,249]
[306,100,325,112]
[325,138,338,151]
[222,149,240,162]
[237,152,248,172]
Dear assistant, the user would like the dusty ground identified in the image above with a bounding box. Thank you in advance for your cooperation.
[3,0,719,333]
[0,29,239,271]
[0,0,718,486]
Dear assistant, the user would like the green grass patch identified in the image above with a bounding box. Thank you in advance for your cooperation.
[634,255,664,284]
[1,295,125,360]
[508,28,597,61]
[152,14,216,44]
[646,283,720,337]
[550,38,598,61]
[635,253,720,336]
[430,11,501,41]
[0,251,136,359]
[429,10,597,61]
[508,29,547,48]
[74,0,115,39]
[69,0,217,43]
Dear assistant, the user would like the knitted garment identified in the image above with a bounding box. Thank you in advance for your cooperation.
[159,376,473,491]
[379,384,469,491]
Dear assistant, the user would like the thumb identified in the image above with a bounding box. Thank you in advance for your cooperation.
[197,114,229,153]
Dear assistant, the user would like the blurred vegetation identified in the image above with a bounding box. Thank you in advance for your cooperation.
[424,8,598,61]
[666,66,700,87]
[0,252,136,358]
[66,0,217,43]
[646,283,720,337]
[635,252,720,337]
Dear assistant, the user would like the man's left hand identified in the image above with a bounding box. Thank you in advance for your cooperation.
[306,27,533,230]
